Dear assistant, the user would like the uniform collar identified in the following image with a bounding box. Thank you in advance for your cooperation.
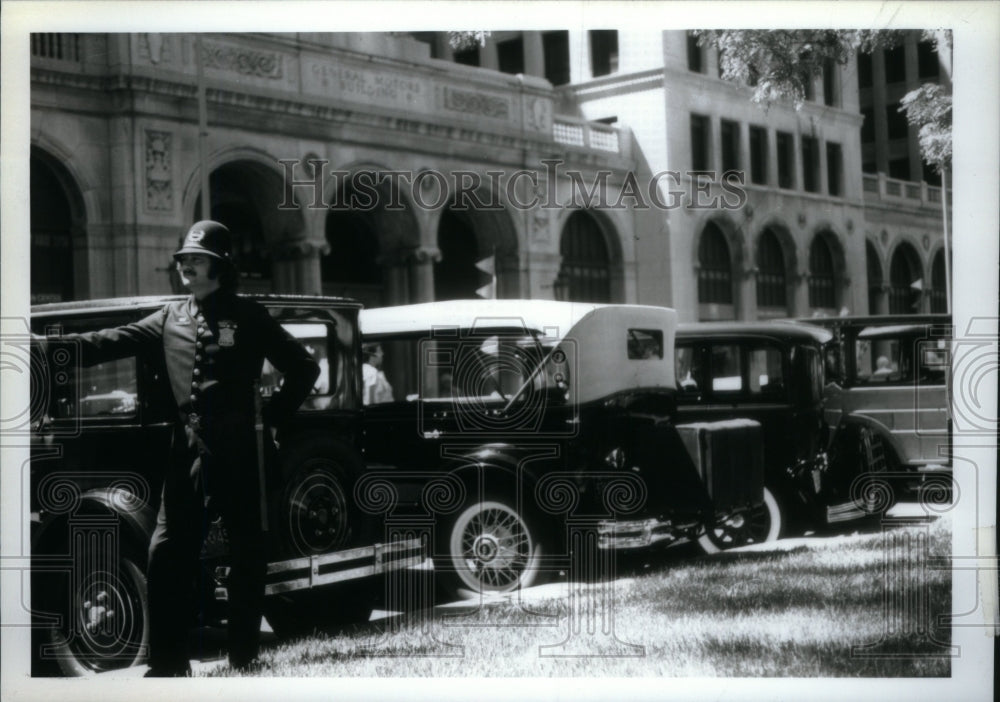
[190,288,235,317]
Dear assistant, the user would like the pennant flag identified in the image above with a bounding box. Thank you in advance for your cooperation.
[910,278,924,291]
[475,255,496,299]
[476,280,496,299]
[475,255,495,276]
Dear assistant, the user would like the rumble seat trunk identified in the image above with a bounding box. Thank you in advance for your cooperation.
[675,419,765,516]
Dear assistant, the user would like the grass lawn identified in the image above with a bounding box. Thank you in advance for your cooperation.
[203,516,952,678]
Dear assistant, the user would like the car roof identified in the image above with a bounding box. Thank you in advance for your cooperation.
[791,313,951,328]
[31,293,362,317]
[361,299,672,340]
[677,320,833,344]
[857,323,944,339]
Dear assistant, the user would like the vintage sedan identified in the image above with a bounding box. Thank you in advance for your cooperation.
[674,321,834,547]
[29,295,424,675]
[360,300,765,597]
[813,315,953,505]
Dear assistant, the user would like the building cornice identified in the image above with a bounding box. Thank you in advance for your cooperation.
[31,67,628,170]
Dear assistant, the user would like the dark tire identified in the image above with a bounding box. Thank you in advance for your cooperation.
[434,495,545,600]
[264,578,377,639]
[697,487,782,554]
[264,437,377,639]
[35,556,149,675]
[270,436,372,560]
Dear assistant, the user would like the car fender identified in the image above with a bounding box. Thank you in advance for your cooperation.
[33,486,156,561]
[831,415,905,468]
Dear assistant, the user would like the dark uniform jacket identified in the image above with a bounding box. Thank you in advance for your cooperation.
[69,290,319,440]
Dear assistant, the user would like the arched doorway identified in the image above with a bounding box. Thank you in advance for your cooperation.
[193,160,303,294]
[557,210,612,303]
[322,210,383,307]
[697,221,735,320]
[31,146,85,303]
[866,240,884,315]
[435,210,481,300]
[321,170,420,307]
[755,227,789,317]
[434,203,519,301]
[889,242,923,314]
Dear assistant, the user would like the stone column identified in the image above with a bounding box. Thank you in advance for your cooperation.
[871,49,889,175]
[739,266,758,321]
[524,31,545,78]
[377,250,410,307]
[872,283,891,315]
[408,246,441,303]
[480,38,499,70]
[792,270,810,317]
[271,239,325,294]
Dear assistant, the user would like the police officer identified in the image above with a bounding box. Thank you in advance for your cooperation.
[55,221,319,675]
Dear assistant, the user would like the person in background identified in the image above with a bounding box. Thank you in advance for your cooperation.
[362,342,394,404]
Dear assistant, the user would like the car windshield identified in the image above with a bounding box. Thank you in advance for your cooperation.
[421,332,555,403]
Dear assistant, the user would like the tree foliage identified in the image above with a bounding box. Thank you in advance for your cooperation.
[900,83,952,172]
[448,31,491,51]
[694,29,951,170]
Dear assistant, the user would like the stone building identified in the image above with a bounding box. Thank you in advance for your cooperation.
[30,30,950,319]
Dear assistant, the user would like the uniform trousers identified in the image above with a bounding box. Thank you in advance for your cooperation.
[146,418,266,672]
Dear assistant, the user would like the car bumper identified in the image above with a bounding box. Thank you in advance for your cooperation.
[595,517,702,550]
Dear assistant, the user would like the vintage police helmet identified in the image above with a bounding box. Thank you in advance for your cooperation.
[173,220,233,261]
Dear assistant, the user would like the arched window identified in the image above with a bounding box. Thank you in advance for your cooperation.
[756,228,787,309]
[697,222,733,305]
[322,209,383,307]
[435,209,481,301]
[930,250,948,313]
[808,236,836,310]
[558,211,611,303]
[31,149,77,303]
[889,242,922,314]
[866,240,883,315]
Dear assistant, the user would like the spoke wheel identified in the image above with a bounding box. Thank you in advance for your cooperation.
[698,488,782,554]
[437,499,543,598]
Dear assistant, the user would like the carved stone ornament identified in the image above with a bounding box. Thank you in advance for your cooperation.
[442,87,510,119]
[144,130,172,213]
[202,41,282,79]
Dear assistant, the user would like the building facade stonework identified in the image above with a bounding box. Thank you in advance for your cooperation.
[30,30,949,320]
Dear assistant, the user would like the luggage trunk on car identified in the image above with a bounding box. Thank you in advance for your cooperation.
[675,419,765,516]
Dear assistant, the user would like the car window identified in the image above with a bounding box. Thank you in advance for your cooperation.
[39,316,140,422]
[918,339,948,385]
[627,328,663,359]
[675,345,703,396]
[60,358,138,420]
[854,337,914,385]
[748,345,784,395]
[369,331,550,405]
[261,322,342,410]
[710,344,742,393]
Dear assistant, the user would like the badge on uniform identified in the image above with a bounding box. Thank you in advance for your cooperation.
[218,320,237,347]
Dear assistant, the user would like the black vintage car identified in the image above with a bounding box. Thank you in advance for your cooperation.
[360,300,765,598]
[29,295,424,675]
[674,321,848,548]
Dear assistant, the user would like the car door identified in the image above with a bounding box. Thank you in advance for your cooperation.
[32,311,173,505]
